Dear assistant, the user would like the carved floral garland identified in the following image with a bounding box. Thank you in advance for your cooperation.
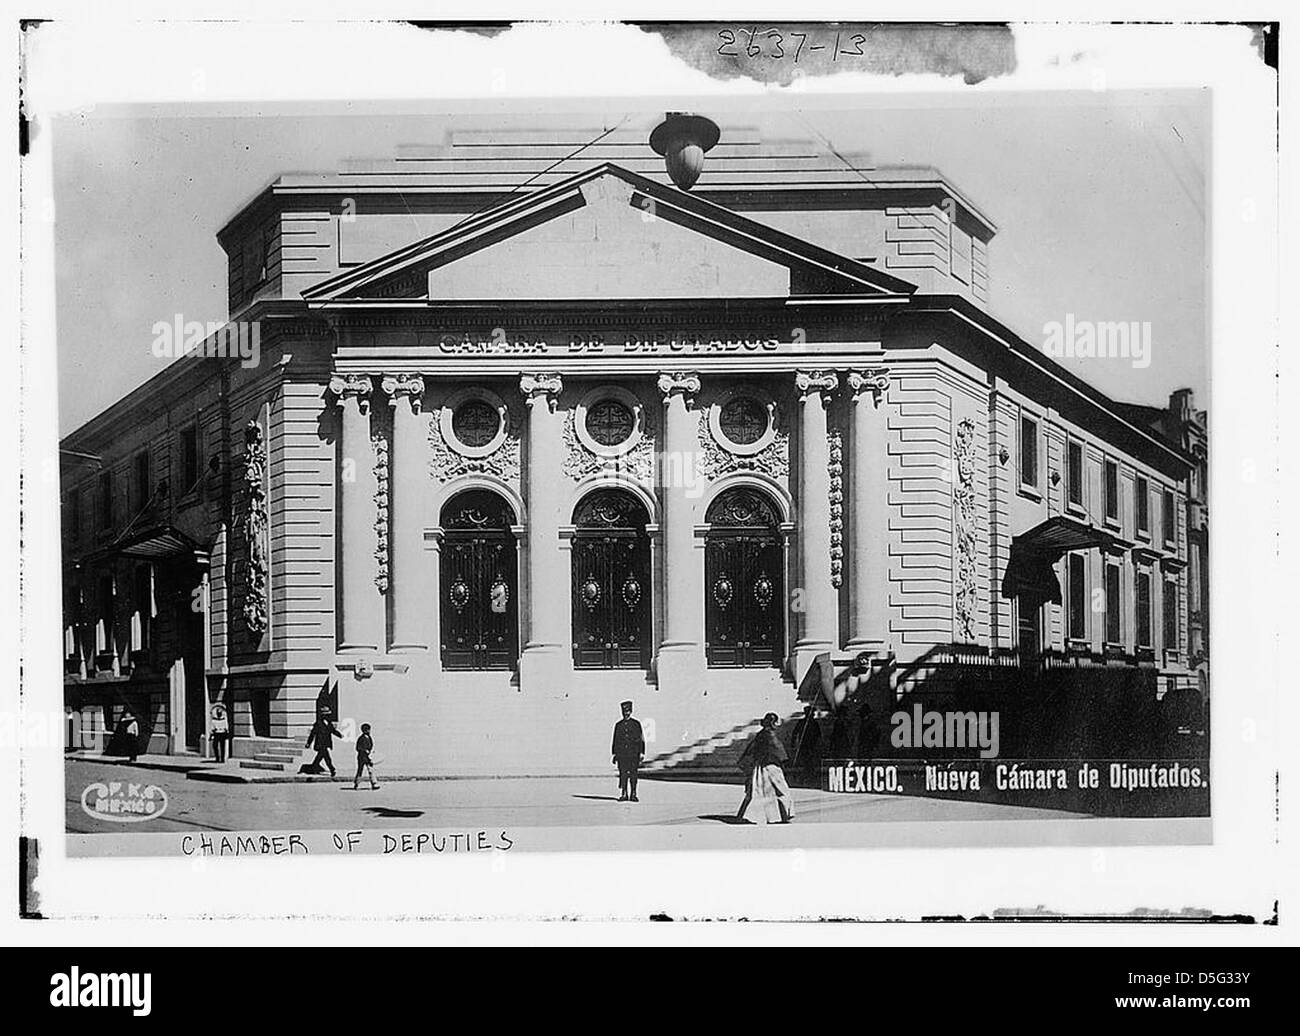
[428,409,521,482]
[696,412,790,480]
[953,417,979,642]
[562,410,655,483]
[828,427,844,588]
[240,420,269,636]
[372,426,390,593]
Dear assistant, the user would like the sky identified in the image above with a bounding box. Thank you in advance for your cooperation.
[50,92,1208,434]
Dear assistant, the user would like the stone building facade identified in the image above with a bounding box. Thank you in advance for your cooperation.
[59,125,1202,774]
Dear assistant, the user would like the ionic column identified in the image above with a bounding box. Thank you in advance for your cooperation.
[382,374,427,651]
[655,372,704,687]
[330,374,381,652]
[794,370,839,679]
[845,368,891,654]
[519,373,567,688]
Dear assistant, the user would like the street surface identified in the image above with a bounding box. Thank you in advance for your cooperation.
[67,758,1087,835]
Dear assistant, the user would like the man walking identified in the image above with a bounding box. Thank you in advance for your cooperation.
[353,723,378,791]
[611,700,645,802]
[305,708,342,778]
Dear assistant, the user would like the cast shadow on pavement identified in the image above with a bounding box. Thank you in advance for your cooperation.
[361,806,424,819]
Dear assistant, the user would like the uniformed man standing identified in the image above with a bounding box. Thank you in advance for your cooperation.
[209,702,231,763]
[611,700,645,802]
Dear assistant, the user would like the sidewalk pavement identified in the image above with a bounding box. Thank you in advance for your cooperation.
[188,766,640,785]
[67,757,1096,835]
[64,750,224,776]
[67,749,630,785]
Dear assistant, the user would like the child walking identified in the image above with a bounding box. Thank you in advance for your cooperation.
[354,723,379,790]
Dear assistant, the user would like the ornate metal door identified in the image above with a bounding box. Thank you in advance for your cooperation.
[439,491,519,671]
[704,489,784,668]
[571,490,651,669]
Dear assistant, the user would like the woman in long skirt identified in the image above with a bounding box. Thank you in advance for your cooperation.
[736,713,795,824]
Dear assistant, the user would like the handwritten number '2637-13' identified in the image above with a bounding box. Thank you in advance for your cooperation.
[717,29,867,62]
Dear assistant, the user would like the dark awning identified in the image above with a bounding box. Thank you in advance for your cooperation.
[1001,517,1120,601]
[1001,553,1063,603]
[1011,515,1119,557]
[84,525,207,564]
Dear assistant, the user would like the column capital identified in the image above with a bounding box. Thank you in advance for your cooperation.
[795,369,838,400]
[328,373,374,413]
[381,373,426,412]
[847,367,891,406]
[657,371,701,400]
[520,373,563,408]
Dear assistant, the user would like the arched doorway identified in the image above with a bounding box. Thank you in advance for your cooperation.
[704,487,784,668]
[439,489,519,671]
[571,489,652,670]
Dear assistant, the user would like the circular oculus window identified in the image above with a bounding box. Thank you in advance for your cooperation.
[709,390,777,456]
[584,399,635,447]
[452,400,499,447]
[440,389,509,459]
[574,388,644,458]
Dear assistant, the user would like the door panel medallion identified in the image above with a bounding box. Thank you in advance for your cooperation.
[489,578,509,614]
[448,579,470,611]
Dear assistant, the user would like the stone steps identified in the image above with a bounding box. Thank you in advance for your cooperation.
[233,738,306,773]
[642,668,807,776]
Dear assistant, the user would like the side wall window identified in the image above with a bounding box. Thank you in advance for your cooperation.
[1020,414,1039,490]
[1136,570,1152,648]
[1163,578,1179,652]
[99,472,114,529]
[180,425,200,492]
[1066,440,1084,508]
[1104,460,1119,522]
[1067,553,1087,642]
[1105,562,1121,645]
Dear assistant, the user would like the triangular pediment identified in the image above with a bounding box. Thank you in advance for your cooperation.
[302,163,916,303]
